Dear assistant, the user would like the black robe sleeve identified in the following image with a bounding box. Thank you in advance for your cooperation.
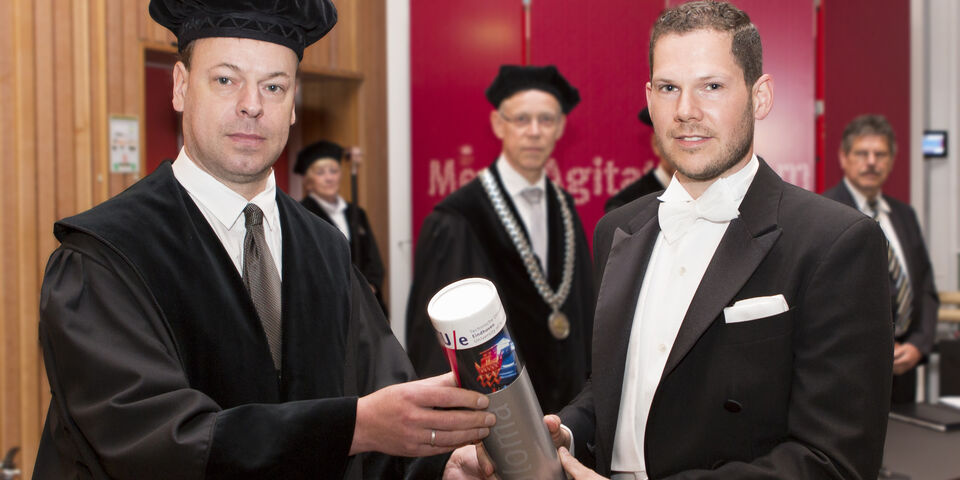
[404,210,496,378]
[343,265,450,479]
[37,233,356,479]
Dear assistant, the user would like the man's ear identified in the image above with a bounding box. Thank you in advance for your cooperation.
[490,109,505,140]
[751,73,774,120]
[172,61,188,113]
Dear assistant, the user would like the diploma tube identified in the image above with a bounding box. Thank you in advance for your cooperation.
[428,278,564,480]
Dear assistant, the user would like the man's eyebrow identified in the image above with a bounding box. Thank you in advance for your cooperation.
[209,64,291,80]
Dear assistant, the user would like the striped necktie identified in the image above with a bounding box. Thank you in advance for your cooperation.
[242,203,283,370]
[869,198,912,337]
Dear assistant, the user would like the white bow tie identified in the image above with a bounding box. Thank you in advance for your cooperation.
[658,184,740,244]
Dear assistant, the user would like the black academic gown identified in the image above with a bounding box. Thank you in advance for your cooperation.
[405,162,594,414]
[604,167,666,213]
[301,196,387,313]
[34,162,441,479]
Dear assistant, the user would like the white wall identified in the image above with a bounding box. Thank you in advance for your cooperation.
[920,0,960,291]
[387,0,413,346]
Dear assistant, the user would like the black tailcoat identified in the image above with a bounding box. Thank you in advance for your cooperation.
[823,182,939,402]
[560,160,893,479]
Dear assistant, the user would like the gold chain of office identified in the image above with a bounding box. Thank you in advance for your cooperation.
[479,168,575,340]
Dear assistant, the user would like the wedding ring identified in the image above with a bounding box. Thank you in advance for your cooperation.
[430,429,437,447]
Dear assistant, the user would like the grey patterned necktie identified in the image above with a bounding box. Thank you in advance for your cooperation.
[242,203,283,370]
[869,198,913,337]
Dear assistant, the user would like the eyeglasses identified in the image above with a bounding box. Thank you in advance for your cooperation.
[498,111,561,130]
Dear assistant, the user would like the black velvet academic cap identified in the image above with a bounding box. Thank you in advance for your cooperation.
[638,107,652,126]
[485,65,581,114]
[149,0,338,60]
[294,140,344,175]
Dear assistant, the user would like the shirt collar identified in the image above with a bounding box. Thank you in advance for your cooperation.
[843,177,889,215]
[312,193,347,216]
[496,155,546,197]
[172,148,279,232]
[659,154,759,206]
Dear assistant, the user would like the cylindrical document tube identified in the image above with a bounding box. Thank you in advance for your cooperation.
[428,278,564,480]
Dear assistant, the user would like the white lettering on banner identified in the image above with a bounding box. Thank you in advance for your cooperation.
[770,161,813,190]
[426,154,652,206]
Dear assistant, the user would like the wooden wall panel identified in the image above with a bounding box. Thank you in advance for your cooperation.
[0,0,387,477]
[356,0,389,304]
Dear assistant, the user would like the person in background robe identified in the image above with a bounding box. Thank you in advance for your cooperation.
[405,65,595,416]
[33,1,494,478]
[295,140,387,313]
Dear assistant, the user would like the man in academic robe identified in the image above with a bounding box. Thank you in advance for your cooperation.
[405,65,595,415]
[604,107,676,213]
[484,2,892,479]
[823,114,939,404]
[295,140,387,312]
[33,1,495,479]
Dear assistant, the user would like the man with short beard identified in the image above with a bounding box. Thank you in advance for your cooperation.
[522,1,893,479]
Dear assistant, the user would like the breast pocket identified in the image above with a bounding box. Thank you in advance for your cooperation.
[720,307,795,346]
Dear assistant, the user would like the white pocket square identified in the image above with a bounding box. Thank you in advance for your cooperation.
[723,294,789,324]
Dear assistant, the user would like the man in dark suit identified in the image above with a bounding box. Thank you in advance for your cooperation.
[604,107,676,213]
[531,2,893,479]
[295,140,387,312]
[824,114,939,404]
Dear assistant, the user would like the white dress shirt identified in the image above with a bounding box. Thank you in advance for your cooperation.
[312,193,351,241]
[172,148,283,279]
[496,155,549,275]
[843,177,910,285]
[610,155,759,476]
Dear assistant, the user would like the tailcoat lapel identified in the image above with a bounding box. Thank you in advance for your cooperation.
[662,160,783,378]
[593,198,660,460]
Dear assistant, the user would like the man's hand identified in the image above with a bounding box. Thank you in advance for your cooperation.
[559,447,607,479]
[443,444,498,480]
[544,414,571,449]
[350,372,496,457]
[893,342,922,375]
[476,415,570,477]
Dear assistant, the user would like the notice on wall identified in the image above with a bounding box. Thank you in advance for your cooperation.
[109,115,140,174]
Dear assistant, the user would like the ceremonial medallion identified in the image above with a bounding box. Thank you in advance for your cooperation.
[479,168,577,341]
[548,311,570,340]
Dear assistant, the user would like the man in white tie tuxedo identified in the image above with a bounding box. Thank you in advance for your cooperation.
[535,2,893,479]
[406,65,595,416]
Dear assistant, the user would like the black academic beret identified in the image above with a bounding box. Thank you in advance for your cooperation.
[485,65,580,114]
[149,0,337,60]
[638,107,652,126]
[295,140,344,175]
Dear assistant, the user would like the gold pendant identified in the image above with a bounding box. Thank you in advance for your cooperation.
[548,311,570,340]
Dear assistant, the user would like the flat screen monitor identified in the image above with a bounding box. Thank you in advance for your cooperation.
[923,130,948,158]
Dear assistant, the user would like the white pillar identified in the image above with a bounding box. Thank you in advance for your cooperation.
[387,0,413,346]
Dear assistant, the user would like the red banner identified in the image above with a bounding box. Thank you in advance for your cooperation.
[411,1,815,249]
